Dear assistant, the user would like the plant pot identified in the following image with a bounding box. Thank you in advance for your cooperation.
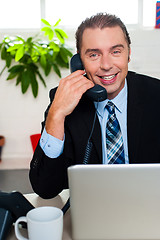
[0,136,5,161]
[30,134,41,152]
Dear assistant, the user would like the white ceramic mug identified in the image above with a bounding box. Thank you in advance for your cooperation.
[15,206,63,240]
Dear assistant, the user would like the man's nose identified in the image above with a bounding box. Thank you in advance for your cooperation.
[100,54,113,71]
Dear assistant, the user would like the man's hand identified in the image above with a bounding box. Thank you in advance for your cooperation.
[45,70,94,140]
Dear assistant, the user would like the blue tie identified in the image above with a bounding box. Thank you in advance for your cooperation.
[106,101,125,164]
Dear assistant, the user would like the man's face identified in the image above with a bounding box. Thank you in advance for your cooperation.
[80,26,131,99]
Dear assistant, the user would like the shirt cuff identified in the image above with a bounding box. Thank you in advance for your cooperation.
[40,128,64,158]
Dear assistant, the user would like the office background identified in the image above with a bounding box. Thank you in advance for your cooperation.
[0,0,160,165]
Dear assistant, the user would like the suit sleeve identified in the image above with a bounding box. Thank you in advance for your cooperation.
[29,88,74,199]
[29,88,101,199]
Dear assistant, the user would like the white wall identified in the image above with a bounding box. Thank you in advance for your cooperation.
[129,29,160,79]
[0,28,160,164]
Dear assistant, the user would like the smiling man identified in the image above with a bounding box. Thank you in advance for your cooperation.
[29,13,160,199]
[80,26,130,100]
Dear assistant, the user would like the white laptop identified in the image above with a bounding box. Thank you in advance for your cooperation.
[68,164,160,240]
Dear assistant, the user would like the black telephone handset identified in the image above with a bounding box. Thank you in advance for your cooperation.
[70,54,107,102]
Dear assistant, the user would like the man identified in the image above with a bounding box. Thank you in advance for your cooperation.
[29,13,160,199]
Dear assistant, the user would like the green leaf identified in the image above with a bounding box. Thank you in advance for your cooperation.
[41,26,51,33]
[60,47,69,63]
[41,27,54,40]
[8,65,24,73]
[41,19,51,26]
[36,70,47,87]
[49,42,60,52]
[54,19,61,27]
[31,49,39,63]
[48,30,54,41]
[0,43,3,50]
[26,37,33,44]
[55,29,65,44]
[55,28,68,39]
[16,73,22,86]
[16,36,25,42]
[52,51,59,62]
[52,63,61,78]
[30,72,38,98]
[15,45,25,62]
[29,62,38,71]
[63,47,73,57]
[7,44,22,52]
[56,53,69,68]
[21,69,31,93]
[6,55,12,68]
[45,62,52,76]
[40,54,46,69]
[1,46,7,60]
[7,71,19,80]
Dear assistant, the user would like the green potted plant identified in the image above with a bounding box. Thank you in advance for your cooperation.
[0,19,73,97]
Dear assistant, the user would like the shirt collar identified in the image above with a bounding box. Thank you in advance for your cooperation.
[95,79,127,118]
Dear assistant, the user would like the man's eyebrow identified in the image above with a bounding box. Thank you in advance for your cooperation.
[110,44,124,50]
[85,49,101,55]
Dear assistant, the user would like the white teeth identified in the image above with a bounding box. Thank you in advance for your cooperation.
[102,74,115,80]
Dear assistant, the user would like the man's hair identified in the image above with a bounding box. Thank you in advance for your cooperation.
[75,12,131,52]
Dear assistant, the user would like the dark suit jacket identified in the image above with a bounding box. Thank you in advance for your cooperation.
[29,71,160,198]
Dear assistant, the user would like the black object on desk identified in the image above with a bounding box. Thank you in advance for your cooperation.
[0,191,34,240]
[0,208,13,240]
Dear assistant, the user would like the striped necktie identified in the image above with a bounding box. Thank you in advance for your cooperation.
[106,101,125,164]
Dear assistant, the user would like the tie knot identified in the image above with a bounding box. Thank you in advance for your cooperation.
[106,101,115,115]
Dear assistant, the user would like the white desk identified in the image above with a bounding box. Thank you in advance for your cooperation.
[8,190,72,240]
[7,190,159,240]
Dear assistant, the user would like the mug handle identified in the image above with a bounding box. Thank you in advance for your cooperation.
[15,216,28,240]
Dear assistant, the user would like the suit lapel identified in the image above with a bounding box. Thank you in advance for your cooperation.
[126,73,144,163]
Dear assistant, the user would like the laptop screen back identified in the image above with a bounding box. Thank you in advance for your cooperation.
[68,164,160,240]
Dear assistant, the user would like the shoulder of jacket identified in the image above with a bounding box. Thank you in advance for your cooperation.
[127,71,160,82]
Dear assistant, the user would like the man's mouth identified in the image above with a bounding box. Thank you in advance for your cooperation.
[101,74,117,80]
[99,73,118,84]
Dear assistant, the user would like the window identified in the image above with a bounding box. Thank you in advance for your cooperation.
[0,0,158,29]
[143,0,157,27]
[45,0,138,27]
[0,0,41,28]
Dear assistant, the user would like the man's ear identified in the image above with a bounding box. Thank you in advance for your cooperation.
[128,48,131,62]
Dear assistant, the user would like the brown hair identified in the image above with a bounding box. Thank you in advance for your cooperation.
[75,12,131,53]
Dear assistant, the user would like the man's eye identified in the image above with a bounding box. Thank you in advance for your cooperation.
[113,50,121,55]
[90,53,98,57]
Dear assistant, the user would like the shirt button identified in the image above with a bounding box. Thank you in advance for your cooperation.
[48,144,50,148]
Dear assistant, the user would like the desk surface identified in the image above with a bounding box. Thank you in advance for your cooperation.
[7,190,159,240]
[8,190,72,240]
